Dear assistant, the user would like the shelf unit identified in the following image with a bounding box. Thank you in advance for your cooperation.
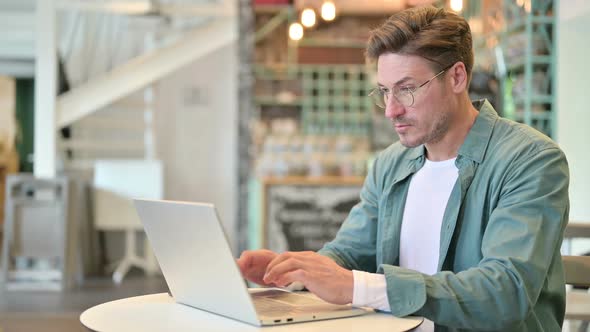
[300,65,373,136]
[499,0,556,137]
[254,64,374,136]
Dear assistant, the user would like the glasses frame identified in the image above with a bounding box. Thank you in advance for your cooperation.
[369,63,454,108]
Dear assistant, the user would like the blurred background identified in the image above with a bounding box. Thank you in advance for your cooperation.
[0,0,588,331]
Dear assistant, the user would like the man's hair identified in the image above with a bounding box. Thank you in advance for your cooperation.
[366,6,473,84]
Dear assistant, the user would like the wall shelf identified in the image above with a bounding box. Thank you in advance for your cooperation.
[506,55,552,72]
[504,15,555,35]
[499,0,556,137]
[513,94,553,106]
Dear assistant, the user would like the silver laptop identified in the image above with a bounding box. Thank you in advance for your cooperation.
[134,199,369,326]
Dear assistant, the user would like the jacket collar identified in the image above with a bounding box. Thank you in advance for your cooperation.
[404,144,425,161]
[458,99,497,164]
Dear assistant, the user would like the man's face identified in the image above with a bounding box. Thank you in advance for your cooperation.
[376,53,453,148]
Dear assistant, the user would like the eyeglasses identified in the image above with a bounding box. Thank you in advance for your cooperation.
[368,64,453,108]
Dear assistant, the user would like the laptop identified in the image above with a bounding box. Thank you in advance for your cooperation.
[134,199,370,326]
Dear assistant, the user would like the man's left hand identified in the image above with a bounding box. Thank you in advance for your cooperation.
[262,251,353,305]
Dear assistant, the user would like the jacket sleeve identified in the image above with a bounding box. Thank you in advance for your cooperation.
[381,147,569,330]
[317,153,382,273]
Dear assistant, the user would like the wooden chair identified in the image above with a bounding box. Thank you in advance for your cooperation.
[563,222,590,253]
[563,222,590,331]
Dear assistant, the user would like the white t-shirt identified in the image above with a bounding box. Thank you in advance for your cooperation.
[399,157,458,274]
[353,157,458,331]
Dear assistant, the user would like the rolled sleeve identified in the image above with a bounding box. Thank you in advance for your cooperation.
[352,270,391,311]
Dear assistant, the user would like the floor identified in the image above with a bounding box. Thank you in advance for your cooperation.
[0,274,168,332]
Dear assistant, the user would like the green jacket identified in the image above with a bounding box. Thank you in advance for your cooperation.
[318,100,569,331]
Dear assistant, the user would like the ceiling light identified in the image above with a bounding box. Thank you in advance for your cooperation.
[321,1,336,22]
[289,22,304,41]
[450,0,463,12]
[301,8,316,28]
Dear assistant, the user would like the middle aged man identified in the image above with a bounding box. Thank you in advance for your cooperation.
[238,6,569,331]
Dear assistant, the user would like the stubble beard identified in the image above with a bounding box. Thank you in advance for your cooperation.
[395,111,450,148]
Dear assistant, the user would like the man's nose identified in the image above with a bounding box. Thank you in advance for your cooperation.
[384,97,405,119]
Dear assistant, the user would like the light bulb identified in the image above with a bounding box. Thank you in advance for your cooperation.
[289,22,304,41]
[450,0,463,12]
[321,1,336,22]
[301,8,316,28]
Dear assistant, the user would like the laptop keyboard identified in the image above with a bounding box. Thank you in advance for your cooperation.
[253,297,302,316]
[252,289,328,316]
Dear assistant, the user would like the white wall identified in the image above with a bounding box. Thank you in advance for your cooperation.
[155,43,239,252]
[556,0,590,252]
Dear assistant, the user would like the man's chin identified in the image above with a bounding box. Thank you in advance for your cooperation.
[398,138,422,148]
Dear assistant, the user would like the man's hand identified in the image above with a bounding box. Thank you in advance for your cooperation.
[262,251,353,305]
[237,249,278,286]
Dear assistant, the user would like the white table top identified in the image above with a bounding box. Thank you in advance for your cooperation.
[80,293,423,332]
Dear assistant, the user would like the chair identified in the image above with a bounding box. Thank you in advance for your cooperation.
[563,222,590,332]
[93,159,163,284]
[563,222,590,253]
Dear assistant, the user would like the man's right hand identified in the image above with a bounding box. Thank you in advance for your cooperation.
[236,249,278,286]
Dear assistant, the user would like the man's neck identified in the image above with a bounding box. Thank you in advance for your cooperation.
[425,98,479,161]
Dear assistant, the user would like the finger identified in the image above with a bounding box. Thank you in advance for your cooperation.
[268,251,324,276]
[238,249,274,271]
[273,269,308,288]
[264,255,308,284]
[236,252,253,274]
[264,251,293,272]
[263,251,320,284]
[265,251,313,271]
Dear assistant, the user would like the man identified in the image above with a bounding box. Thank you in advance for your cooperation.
[238,6,569,331]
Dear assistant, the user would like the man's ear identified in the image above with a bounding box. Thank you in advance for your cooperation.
[448,62,468,93]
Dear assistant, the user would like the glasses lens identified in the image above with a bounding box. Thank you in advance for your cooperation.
[369,89,386,108]
[396,89,414,107]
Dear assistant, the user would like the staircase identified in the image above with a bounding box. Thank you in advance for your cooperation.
[0,0,236,173]
[62,93,155,172]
